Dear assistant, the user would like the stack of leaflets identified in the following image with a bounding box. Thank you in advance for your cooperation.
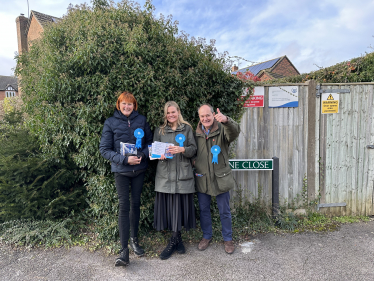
[149,142,174,159]
[164,144,174,159]
[120,142,137,156]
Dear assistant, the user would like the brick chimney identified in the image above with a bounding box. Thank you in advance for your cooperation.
[231,65,238,72]
[16,14,29,55]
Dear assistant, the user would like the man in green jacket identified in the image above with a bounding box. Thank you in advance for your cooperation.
[194,104,240,254]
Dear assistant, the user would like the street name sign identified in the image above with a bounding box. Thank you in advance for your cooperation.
[229,159,273,171]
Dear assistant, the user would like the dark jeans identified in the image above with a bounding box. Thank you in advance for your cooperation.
[197,191,233,241]
[115,172,145,249]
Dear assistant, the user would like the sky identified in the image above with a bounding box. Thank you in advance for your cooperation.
[1,0,374,76]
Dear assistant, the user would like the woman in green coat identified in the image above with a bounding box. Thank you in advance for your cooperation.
[153,101,197,260]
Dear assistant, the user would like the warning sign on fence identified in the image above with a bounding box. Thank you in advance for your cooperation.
[322,93,339,114]
[241,87,264,107]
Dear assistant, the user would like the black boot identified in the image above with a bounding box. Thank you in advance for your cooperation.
[176,232,185,254]
[160,236,178,260]
[129,237,145,256]
[115,248,129,267]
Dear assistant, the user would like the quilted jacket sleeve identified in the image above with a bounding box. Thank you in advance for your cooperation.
[183,125,197,159]
[222,117,240,144]
[99,119,128,165]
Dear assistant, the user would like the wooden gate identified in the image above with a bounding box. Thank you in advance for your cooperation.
[317,83,374,216]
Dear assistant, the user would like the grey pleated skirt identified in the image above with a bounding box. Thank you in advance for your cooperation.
[153,192,196,232]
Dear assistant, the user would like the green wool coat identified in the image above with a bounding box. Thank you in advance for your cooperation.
[154,123,197,194]
[194,117,240,196]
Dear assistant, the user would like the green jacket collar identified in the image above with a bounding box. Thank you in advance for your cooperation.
[196,119,220,138]
[164,123,186,133]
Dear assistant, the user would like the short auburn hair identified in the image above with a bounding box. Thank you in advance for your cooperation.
[116,91,138,111]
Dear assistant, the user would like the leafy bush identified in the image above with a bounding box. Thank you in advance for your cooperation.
[0,96,23,120]
[276,212,299,231]
[16,1,247,242]
[0,103,87,222]
[0,217,86,248]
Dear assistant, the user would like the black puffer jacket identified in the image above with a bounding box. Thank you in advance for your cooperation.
[99,110,153,173]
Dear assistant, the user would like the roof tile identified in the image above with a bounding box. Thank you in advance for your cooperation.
[0,76,18,91]
[25,10,60,35]
[232,57,282,76]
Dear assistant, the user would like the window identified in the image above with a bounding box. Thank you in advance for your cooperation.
[6,91,16,97]
[5,86,16,97]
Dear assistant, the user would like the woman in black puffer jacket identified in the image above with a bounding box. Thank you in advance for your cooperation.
[99,91,153,267]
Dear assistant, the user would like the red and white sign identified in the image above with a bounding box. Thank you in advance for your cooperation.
[242,87,264,108]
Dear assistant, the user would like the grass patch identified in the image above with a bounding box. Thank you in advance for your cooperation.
[289,213,371,233]
[333,215,370,224]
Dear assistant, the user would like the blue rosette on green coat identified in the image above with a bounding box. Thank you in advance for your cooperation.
[211,145,221,164]
[175,134,186,147]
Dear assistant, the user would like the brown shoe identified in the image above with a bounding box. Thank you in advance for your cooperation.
[198,238,212,251]
[224,240,235,254]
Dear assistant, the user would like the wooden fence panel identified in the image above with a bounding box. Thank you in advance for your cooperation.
[233,82,374,216]
[232,84,309,206]
[360,85,374,215]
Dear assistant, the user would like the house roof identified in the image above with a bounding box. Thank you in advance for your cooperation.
[25,10,60,36]
[232,57,282,76]
[269,55,300,75]
[0,76,18,91]
[232,55,300,77]
[258,71,286,79]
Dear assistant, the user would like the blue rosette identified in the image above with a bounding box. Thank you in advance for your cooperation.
[175,134,186,147]
[134,128,144,149]
[211,145,221,164]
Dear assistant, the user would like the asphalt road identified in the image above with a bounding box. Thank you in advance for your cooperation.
[1,220,373,281]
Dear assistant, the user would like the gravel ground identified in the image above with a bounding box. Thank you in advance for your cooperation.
[1,220,374,281]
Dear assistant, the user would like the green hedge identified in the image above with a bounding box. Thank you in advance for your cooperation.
[0,107,86,223]
[16,1,248,241]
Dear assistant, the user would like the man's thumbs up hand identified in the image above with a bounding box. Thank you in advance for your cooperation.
[214,108,228,123]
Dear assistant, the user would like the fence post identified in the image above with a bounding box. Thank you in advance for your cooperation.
[307,80,317,202]
[272,156,279,217]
